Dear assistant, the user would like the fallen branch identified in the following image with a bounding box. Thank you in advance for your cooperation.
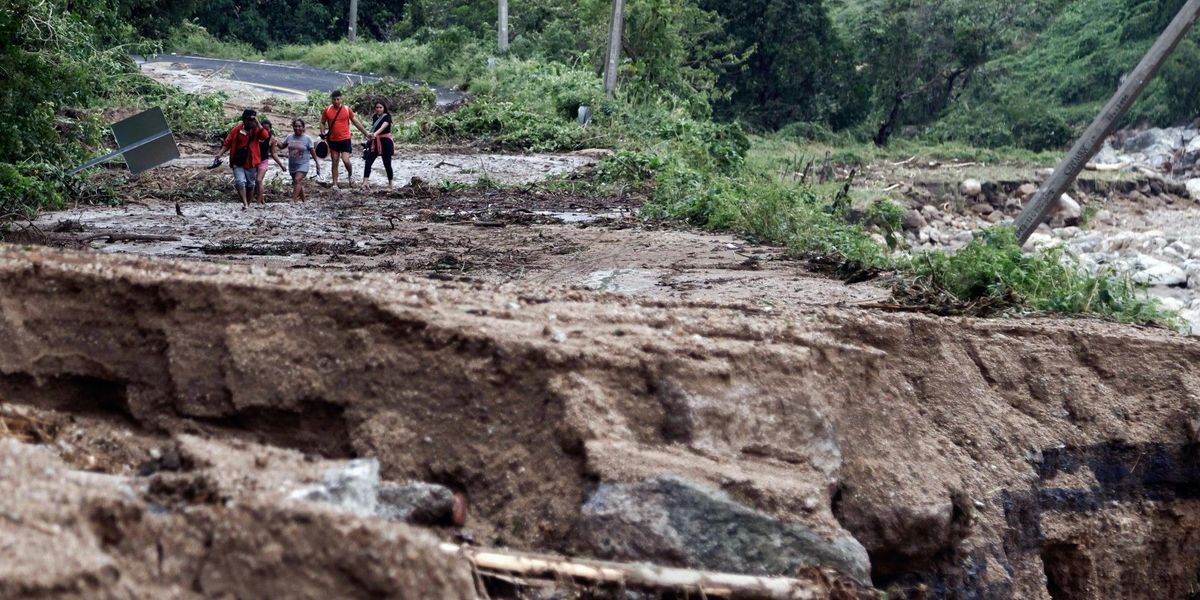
[79,233,181,244]
[1085,161,1131,171]
[439,543,861,600]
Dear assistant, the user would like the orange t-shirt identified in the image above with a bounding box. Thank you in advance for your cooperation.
[322,105,354,142]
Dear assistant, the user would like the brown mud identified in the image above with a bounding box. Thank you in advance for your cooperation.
[1,244,1198,599]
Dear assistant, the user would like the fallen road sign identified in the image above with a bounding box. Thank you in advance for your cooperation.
[70,107,180,176]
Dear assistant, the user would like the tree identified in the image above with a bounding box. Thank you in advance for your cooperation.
[700,0,866,130]
[852,0,1033,145]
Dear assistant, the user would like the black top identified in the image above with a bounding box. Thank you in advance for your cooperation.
[370,113,392,134]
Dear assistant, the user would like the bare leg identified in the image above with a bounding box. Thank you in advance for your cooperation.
[255,167,267,205]
[341,152,354,186]
[330,150,341,187]
[237,185,248,209]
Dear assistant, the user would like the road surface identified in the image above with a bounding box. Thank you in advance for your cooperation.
[137,54,463,106]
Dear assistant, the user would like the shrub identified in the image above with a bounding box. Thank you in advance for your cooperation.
[344,80,437,116]
[899,228,1172,324]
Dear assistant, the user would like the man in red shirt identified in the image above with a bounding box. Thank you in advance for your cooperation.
[319,90,370,188]
[213,109,270,209]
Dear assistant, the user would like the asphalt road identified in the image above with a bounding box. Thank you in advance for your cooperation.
[138,54,463,106]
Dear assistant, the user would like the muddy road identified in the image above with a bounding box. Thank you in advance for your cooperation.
[28,154,886,309]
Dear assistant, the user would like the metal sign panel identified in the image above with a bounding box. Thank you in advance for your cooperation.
[110,107,179,175]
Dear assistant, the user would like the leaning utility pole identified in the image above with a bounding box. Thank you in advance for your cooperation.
[1013,0,1200,244]
[348,0,359,42]
[498,0,510,53]
[603,0,625,96]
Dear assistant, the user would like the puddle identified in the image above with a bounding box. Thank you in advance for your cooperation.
[581,269,661,293]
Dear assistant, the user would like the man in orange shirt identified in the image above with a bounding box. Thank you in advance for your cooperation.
[319,90,370,188]
[212,109,270,209]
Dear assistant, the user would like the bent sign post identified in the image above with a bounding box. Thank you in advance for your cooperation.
[1013,0,1200,244]
[70,107,180,176]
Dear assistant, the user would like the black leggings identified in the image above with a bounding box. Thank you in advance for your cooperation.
[364,153,392,181]
[364,139,394,181]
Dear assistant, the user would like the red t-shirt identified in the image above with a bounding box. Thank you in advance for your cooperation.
[223,124,270,168]
[322,105,354,142]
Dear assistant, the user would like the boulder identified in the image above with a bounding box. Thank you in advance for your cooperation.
[959,179,982,197]
[1056,194,1081,220]
[1186,179,1200,200]
[576,477,872,586]
[902,209,927,232]
[288,458,380,518]
[377,482,458,526]
[1132,255,1188,287]
[289,460,459,526]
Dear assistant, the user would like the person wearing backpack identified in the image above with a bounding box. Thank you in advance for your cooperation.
[318,90,370,188]
[212,109,270,209]
[252,118,287,206]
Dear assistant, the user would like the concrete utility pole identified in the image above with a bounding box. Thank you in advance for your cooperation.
[348,0,358,42]
[603,0,625,96]
[498,0,510,53]
[1013,0,1200,244]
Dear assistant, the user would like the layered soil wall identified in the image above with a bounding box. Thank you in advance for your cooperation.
[1,245,1198,599]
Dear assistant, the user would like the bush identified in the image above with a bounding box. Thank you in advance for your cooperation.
[165,22,262,60]
[899,228,1171,324]
[344,80,437,116]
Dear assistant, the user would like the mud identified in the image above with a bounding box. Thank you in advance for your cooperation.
[1,245,1199,599]
[26,171,885,309]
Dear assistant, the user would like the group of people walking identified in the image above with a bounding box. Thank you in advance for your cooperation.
[212,90,396,208]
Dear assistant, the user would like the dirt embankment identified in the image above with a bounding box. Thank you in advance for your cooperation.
[1,244,1198,599]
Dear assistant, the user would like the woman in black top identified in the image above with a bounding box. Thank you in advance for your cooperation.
[363,102,394,186]
[254,118,285,205]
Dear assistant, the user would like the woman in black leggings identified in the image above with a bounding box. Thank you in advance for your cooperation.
[364,101,394,186]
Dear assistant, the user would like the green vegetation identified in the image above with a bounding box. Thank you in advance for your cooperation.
[900,229,1171,323]
[0,0,1181,327]
[0,0,228,216]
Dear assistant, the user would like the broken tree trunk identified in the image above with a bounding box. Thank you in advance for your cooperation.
[439,543,863,599]
[1013,0,1200,244]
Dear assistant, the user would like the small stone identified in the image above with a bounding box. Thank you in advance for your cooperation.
[1017,183,1039,198]
[970,203,993,215]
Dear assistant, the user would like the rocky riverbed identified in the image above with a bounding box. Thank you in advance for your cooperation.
[892,158,1200,333]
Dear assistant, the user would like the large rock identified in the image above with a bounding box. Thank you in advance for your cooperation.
[378,482,457,526]
[576,477,872,586]
[1056,194,1081,221]
[902,209,927,232]
[960,179,983,197]
[1186,179,1200,200]
[290,460,459,526]
[1133,255,1188,287]
[289,458,381,517]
